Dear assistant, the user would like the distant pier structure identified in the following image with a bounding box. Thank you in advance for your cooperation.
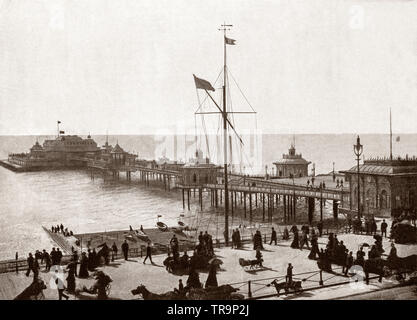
[273,143,311,178]
[341,156,417,218]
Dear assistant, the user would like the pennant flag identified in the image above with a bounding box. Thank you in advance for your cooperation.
[59,130,65,134]
[57,121,61,124]
[396,136,400,142]
[193,74,215,91]
[225,36,236,45]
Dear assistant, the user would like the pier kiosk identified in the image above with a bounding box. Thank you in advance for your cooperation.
[180,160,221,211]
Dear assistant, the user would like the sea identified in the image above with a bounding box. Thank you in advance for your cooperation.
[0,133,416,259]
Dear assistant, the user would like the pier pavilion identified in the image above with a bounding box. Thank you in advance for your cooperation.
[340,156,417,218]
[273,144,311,178]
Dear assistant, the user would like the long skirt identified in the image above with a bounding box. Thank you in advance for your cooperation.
[79,263,89,278]
[66,275,76,293]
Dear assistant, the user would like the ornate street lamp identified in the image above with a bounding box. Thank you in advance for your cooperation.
[354,135,363,218]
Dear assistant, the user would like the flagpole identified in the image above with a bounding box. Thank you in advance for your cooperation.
[390,108,392,161]
[220,23,232,245]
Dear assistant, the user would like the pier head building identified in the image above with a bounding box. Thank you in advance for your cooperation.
[341,156,417,218]
[7,135,101,170]
[273,144,311,178]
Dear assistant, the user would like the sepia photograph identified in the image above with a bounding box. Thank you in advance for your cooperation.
[0,0,416,308]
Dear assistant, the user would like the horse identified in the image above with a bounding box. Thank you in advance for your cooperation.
[14,278,47,300]
[362,258,391,284]
[267,279,302,297]
[387,254,417,273]
[131,284,183,300]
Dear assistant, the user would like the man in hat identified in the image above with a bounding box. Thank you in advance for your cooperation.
[121,240,129,261]
[143,241,153,264]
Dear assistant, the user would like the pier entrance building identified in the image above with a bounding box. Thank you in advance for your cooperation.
[341,157,417,217]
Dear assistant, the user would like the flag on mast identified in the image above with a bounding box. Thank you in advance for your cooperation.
[193,74,215,91]
[225,36,236,45]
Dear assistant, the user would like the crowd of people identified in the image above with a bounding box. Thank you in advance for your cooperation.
[51,224,73,237]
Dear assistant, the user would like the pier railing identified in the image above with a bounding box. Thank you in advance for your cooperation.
[225,266,382,300]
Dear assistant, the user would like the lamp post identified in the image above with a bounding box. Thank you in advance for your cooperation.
[354,136,363,219]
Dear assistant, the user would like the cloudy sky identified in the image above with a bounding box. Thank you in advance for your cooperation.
[0,0,416,135]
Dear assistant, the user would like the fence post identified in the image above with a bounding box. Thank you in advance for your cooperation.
[319,270,323,285]
[15,252,18,274]
[248,280,252,298]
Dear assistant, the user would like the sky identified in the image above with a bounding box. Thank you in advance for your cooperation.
[0,0,417,135]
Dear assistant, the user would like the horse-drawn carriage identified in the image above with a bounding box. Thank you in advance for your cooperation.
[163,253,216,274]
[267,279,303,297]
[391,221,417,244]
[238,258,263,270]
[131,284,244,300]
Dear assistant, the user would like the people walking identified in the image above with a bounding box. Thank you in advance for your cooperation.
[54,269,69,300]
[343,251,353,276]
[170,235,179,260]
[269,227,277,245]
[317,221,323,237]
[43,249,51,272]
[282,227,289,240]
[26,253,34,277]
[299,231,310,250]
[121,240,129,261]
[56,248,63,265]
[50,248,57,266]
[72,250,78,276]
[143,241,153,264]
[111,242,118,262]
[290,229,299,249]
[66,260,77,294]
[78,252,89,278]
[381,219,388,238]
[286,263,293,284]
[32,256,40,280]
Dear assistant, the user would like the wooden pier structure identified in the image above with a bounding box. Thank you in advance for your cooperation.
[72,154,350,225]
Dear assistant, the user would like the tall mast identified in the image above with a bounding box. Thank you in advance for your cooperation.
[390,108,392,161]
[220,23,232,245]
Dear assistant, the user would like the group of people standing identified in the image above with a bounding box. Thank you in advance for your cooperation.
[231,229,242,249]
[26,247,64,279]
[51,224,73,237]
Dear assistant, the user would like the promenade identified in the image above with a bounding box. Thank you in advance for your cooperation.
[2,231,416,300]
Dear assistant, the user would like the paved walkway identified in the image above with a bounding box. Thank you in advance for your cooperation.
[2,231,415,300]
[337,284,417,300]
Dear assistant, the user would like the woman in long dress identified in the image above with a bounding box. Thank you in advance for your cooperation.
[290,230,299,249]
[66,261,77,293]
[205,264,218,288]
[78,252,89,278]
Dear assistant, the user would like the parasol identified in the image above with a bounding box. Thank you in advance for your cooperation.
[208,258,223,265]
